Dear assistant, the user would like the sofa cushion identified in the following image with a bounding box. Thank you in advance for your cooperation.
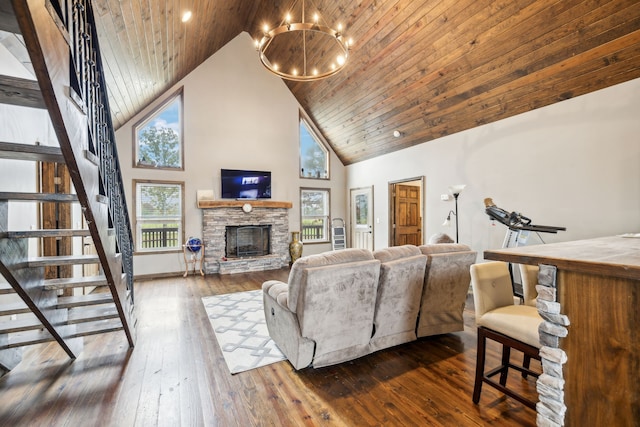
[287,248,375,312]
[370,245,426,352]
[416,244,477,337]
[419,243,471,255]
[373,244,421,263]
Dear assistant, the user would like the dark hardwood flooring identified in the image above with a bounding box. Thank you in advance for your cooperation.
[0,269,538,426]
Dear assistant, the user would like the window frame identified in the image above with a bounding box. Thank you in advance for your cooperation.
[133,179,185,254]
[133,87,184,170]
[299,110,330,180]
[300,187,331,244]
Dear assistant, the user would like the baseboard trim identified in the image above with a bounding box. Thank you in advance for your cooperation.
[134,271,188,282]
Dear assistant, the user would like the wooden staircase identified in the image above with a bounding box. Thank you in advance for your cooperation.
[0,0,135,375]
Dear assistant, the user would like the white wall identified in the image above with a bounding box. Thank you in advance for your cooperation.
[115,33,347,276]
[346,77,640,259]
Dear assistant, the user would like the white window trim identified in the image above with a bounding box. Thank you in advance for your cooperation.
[133,87,185,170]
[133,180,185,254]
[299,110,330,180]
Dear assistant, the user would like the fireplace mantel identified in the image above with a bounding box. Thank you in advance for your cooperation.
[197,200,292,209]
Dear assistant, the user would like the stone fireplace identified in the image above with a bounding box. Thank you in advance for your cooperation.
[199,200,292,274]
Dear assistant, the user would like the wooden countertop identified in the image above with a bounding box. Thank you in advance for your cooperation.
[197,200,292,209]
[484,235,640,280]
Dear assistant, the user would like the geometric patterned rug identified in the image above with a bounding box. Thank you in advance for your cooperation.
[201,289,286,374]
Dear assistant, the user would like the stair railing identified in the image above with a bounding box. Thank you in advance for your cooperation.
[12,0,136,346]
[52,0,135,301]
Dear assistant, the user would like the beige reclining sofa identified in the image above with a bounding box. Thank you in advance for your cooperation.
[263,244,476,370]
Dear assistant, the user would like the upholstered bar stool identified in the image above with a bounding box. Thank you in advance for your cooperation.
[518,263,539,307]
[470,261,542,409]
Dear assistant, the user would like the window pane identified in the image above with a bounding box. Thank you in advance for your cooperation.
[135,91,183,169]
[300,118,328,179]
[139,222,180,249]
[139,184,181,218]
[135,181,184,251]
[301,190,328,215]
[301,189,329,242]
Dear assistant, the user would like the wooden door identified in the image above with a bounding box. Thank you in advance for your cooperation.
[393,184,422,246]
[41,162,72,283]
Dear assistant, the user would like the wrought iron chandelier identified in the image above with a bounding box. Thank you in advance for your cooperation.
[255,0,351,82]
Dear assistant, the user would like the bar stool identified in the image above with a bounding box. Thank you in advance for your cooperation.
[470,261,542,409]
[518,263,539,307]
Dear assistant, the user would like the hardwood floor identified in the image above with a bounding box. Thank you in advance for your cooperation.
[0,269,538,426]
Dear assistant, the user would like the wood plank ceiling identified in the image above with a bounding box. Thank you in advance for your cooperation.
[93,0,640,165]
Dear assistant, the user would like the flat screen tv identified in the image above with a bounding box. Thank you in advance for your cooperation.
[221,169,271,199]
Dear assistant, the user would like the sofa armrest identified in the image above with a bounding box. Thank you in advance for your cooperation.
[263,280,289,308]
[262,282,315,370]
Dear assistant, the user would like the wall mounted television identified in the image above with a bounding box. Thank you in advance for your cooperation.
[220,169,272,199]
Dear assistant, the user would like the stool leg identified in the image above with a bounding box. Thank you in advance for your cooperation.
[500,345,511,386]
[473,328,487,404]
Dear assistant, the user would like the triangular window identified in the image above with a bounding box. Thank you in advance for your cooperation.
[299,113,329,179]
[134,88,184,170]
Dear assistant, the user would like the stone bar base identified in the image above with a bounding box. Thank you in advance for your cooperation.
[536,265,569,427]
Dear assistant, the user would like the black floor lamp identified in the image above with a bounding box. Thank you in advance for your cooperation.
[442,184,466,243]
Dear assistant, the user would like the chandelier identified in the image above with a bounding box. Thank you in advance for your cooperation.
[255,0,351,82]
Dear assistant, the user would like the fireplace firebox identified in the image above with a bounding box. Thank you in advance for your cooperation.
[225,225,271,258]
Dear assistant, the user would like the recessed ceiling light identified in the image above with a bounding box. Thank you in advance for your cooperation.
[182,11,192,22]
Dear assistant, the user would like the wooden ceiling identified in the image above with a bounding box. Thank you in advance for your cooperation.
[93,0,640,165]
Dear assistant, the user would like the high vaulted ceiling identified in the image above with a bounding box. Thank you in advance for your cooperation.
[93,0,640,165]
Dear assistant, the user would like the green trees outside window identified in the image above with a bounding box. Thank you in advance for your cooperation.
[134,88,184,170]
[300,188,330,243]
[134,181,184,252]
[299,116,329,179]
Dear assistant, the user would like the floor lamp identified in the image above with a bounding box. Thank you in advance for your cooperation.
[443,184,465,243]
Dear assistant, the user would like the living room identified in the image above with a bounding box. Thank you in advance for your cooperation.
[116,32,640,279]
[1,1,639,425]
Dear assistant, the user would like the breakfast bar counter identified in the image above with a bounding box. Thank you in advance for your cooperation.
[484,235,639,426]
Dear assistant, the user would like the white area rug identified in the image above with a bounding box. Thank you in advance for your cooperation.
[201,289,286,374]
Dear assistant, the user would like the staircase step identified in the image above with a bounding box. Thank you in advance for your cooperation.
[68,319,123,338]
[43,275,108,291]
[56,293,113,309]
[0,229,91,239]
[0,75,45,109]
[0,141,64,163]
[0,316,42,334]
[0,302,31,316]
[0,3,21,34]
[0,330,54,350]
[0,283,14,295]
[67,305,119,324]
[0,192,78,203]
[28,254,100,267]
